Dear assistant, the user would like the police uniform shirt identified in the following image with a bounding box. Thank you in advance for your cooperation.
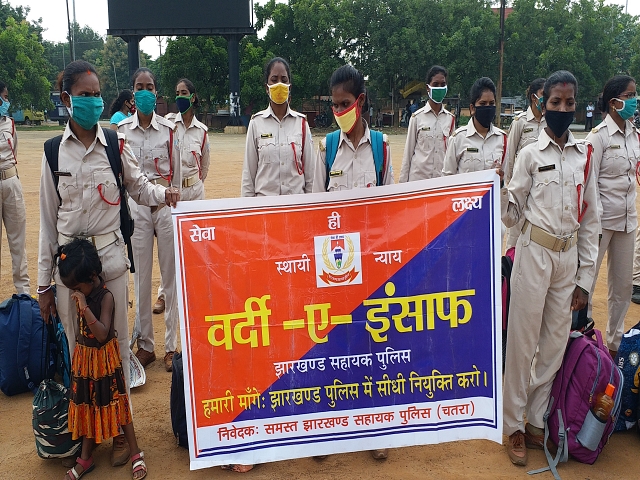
[241,105,313,197]
[0,115,17,170]
[442,119,508,176]
[38,124,166,286]
[166,112,210,182]
[505,106,546,184]
[586,114,640,233]
[399,103,455,182]
[118,112,181,187]
[312,123,394,193]
[501,129,599,291]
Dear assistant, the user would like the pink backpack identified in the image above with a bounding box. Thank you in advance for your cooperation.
[529,329,623,479]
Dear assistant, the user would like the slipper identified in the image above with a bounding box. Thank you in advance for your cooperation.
[65,457,94,480]
[220,464,255,473]
[111,434,131,467]
[131,451,147,480]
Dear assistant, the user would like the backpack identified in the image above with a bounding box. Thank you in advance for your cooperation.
[44,128,136,273]
[170,352,188,448]
[0,294,55,396]
[529,329,623,479]
[32,379,81,458]
[324,129,386,190]
[614,321,640,431]
[501,247,515,370]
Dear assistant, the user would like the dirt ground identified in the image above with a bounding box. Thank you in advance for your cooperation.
[0,126,638,480]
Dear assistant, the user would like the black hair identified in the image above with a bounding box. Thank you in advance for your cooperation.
[543,71,578,107]
[131,67,156,88]
[263,57,291,85]
[599,75,636,113]
[330,64,367,106]
[55,238,103,286]
[176,78,200,109]
[469,77,496,105]
[109,89,133,116]
[0,81,6,95]
[426,65,448,85]
[56,60,98,93]
[526,78,546,104]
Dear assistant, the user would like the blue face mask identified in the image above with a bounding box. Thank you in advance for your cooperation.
[534,94,544,112]
[0,99,10,117]
[614,97,637,121]
[134,90,157,116]
[67,95,104,130]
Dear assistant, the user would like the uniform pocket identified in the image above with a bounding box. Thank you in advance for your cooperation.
[185,142,202,168]
[152,147,171,179]
[459,151,482,172]
[327,172,350,192]
[257,137,276,164]
[601,149,628,176]
[99,235,128,281]
[93,171,119,211]
[59,175,80,211]
[531,170,560,209]
[416,129,434,150]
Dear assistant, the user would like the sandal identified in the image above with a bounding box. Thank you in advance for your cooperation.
[220,464,255,473]
[65,457,94,480]
[131,451,148,480]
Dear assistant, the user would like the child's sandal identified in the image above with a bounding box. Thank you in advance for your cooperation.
[131,451,147,480]
[65,456,95,480]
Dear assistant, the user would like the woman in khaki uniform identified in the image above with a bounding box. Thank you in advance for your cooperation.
[0,80,29,293]
[399,65,455,182]
[499,71,599,467]
[241,57,313,197]
[586,75,639,356]
[442,77,508,176]
[118,68,181,373]
[504,78,547,249]
[37,60,178,470]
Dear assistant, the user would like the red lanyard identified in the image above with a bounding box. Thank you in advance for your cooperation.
[7,137,16,163]
[155,156,173,183]
[97,184,121,205]
[291,142,303,175]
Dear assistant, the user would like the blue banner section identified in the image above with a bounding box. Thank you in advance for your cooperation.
[236,190,495,422]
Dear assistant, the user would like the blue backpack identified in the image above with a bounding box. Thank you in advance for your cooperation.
[614,321,640,431]
[0,294,55,396]
[324,129,386,190]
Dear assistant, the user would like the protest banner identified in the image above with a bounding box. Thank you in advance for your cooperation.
[173,170,502,470]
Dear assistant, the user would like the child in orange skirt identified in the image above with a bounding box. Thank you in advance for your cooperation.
[57,238,147,480]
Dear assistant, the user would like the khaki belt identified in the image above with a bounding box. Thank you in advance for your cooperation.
[182,174,200,188]
[58,231,118,251]
[151,178,169,187]
[522,220,578,252]
[0,165,17,180]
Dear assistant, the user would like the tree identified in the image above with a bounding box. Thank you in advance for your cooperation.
[239,39,274,113]
[71,23,104,63]
[0,17,50,110]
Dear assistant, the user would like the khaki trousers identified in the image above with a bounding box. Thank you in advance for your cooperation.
[156,181,204,303]
[589,228,634,350]
[130,198,178,354]
[503,230,577,435]
[0,175,29,293]
[56,237,131,394]
[632,227,640,287]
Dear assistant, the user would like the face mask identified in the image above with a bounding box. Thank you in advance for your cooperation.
[134,90,157,115]
[128,102,136,114]
[333,94,363,134]
[175,94,194,114]
[474,105,496,128]
[268,82,290,105]
[0,99,9,117]
[534,94,543,112]
[545,110,574,138]
[614,97,637,121]
[66,94,104,130]
[429,85,447,104]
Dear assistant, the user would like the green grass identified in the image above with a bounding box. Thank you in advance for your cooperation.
[15,124,65,131]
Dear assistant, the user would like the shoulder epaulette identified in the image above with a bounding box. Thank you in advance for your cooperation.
[495,126,507,136]
[591,124,602,134]
[451,125,467,137]
[319,138,326,152]
[156,115,176,129]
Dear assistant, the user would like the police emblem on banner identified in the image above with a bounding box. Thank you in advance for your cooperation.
[314,233,362,288]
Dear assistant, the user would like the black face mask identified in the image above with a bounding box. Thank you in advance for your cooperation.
[474,105,496,128]
[545,110,574,139]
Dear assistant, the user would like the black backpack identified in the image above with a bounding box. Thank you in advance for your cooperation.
[170,352,188,448]
[44,129,136,273]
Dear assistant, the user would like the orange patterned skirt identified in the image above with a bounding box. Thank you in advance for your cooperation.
[68,337,132,443]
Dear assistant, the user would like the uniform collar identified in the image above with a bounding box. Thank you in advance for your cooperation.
[423,102,446,116]
[466,118,499,138]
[526,106,535,122]
[262,104,294,121]
[174,111,202,130]
[603,113,630,137]
[61,122,106,147]
[538,128,580,151]
[129,111,159,131]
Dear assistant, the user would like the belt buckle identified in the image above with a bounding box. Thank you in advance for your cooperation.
[558,234,573,252]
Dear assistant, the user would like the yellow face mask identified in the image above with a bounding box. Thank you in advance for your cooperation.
[268,82,290,104]
[333,94,363,134]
